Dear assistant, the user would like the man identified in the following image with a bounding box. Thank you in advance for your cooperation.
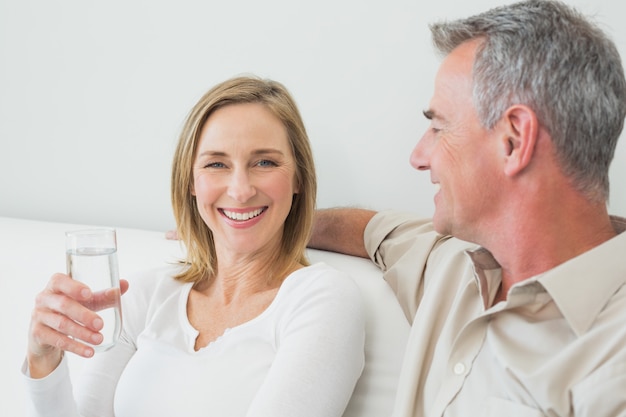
[309,1,626,416]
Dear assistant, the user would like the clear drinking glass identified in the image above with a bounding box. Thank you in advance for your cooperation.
[65,228,122,352]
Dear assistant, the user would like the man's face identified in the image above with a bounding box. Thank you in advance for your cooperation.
[410,40,504,240]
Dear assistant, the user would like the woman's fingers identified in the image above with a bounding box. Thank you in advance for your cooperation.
[29,312,99,357]
[85,287,121,312]
[28,274,128,358]
[28,274,101,357]
[26,273,131,377]
[35,281,103,331]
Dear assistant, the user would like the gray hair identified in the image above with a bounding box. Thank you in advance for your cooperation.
[430,0,626,202]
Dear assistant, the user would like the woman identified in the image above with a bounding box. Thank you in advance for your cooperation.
[24,76,365,416]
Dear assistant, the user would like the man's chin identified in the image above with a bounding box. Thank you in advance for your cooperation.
[432,215,450,236]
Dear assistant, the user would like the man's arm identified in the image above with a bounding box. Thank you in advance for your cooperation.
[308,208,377,258]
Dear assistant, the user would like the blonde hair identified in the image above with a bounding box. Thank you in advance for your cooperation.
[171,76,316,286]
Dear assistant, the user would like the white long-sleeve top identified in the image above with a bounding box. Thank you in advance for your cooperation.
[23,262,365,417]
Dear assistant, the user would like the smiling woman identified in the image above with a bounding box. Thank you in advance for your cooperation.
[171,77,318,290]
[190,102,300,280]
[23,76,366,417]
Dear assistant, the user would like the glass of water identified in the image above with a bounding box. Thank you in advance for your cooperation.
[65,228,122,352]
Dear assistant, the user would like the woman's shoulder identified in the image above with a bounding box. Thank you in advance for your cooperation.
[271,262,365,335]
[280,262,363,304]
[290,262,355,284]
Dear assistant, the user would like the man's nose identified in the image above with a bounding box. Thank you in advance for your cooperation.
[409,132,432,171]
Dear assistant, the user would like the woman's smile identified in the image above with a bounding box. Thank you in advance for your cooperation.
[220,207,267,224]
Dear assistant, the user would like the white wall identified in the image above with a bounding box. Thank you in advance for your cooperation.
[1,0,625,231]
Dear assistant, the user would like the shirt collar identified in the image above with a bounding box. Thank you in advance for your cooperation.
[465,216,626,336]
[538,216,626,336]
[466,247,501,309]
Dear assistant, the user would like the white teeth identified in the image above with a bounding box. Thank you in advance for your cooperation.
[223,208,264,221]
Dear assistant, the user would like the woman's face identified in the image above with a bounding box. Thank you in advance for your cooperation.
[191,102,299,259]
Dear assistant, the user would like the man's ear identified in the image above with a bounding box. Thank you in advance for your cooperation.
[501,105,539,177]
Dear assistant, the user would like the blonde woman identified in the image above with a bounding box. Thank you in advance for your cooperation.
[24,76,365,417]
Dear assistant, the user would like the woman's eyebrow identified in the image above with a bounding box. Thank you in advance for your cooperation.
[197,148,285,157]
[251,148,285,157]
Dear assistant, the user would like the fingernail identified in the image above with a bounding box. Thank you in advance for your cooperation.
[93,317,103,330]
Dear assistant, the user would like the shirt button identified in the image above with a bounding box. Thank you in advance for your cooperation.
[453,362,466,375]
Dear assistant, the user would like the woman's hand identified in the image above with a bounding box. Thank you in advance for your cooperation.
[26,273,129,378]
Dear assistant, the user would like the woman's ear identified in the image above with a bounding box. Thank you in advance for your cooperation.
[501,105,539,177]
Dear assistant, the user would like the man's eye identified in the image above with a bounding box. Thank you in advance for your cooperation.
[429,123,443,134]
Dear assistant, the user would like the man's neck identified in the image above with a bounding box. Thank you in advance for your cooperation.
[484,198,616,304]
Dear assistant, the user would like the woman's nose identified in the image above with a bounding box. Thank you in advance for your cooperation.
[227,170,257,202]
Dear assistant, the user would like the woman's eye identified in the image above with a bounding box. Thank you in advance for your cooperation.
[256,159,277,167]
[204,162,226,168]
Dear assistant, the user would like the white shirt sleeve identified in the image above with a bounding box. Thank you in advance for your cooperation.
[22,342,136,417]
[22,355,79,417]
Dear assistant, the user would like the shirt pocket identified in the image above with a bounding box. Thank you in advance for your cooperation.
[482,397,545,417]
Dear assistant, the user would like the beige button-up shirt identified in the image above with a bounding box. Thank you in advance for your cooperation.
[365,211,626,417]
